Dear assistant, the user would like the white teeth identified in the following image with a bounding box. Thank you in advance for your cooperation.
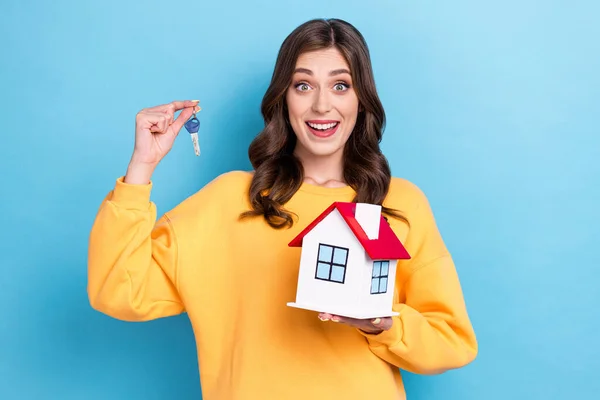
[307,122,338,130]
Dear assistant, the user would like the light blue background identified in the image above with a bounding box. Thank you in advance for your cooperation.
[1,0,598,399]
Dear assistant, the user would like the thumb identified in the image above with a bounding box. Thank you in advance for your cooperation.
[172,106,200,134]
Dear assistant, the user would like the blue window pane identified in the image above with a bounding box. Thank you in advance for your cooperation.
[381,261,389,276]
[380,277,388,293]
[331,266,345,282]
[333,248,348,265]
[318,245,332,262]
[372,262,381,277]
[316,262,330,279]
[371,277,379,294]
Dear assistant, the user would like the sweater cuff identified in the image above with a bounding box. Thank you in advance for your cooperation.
[358,313,404,348]
[108,176,153,208]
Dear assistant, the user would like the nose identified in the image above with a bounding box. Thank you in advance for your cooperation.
[311,88,332,114]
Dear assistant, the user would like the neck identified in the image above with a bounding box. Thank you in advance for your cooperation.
[294,147,346,188]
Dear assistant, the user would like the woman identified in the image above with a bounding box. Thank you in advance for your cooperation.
[88,18,477,399]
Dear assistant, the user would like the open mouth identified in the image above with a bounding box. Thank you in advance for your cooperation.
[305,121,340,138]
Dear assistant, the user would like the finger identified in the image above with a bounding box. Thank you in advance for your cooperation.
[171,105,200,134]
[330,315,345,323]
[325,314,392,332]
[371,317,393,330]
[142,99,200,114]
[319,314,358,325]
[138,111,171,133]
[324,314,354,325]
[318,312,332,321]
[140,102,201,131]
[159,103,200,125]
[150,117,169,134]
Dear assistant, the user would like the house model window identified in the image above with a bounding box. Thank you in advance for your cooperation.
[316,244,349,283]
[371,260,389,294]
[287,201,411,319]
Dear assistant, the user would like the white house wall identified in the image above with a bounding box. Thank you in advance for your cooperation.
[295,209,365,311]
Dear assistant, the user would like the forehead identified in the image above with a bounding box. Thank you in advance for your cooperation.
[294,47,350,72]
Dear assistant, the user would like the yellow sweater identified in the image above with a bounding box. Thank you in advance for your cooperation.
[87,170,477,399]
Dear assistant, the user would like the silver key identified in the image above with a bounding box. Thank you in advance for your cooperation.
[184,111,201,156]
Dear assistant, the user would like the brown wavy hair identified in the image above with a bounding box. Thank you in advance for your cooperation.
[240,18,406,229]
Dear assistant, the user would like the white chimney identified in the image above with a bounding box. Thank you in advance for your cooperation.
[355,203,381,240]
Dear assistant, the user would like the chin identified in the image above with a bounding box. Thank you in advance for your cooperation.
[300,141,346,158]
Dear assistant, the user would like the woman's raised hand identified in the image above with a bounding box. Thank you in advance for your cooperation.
[124,100,200,184]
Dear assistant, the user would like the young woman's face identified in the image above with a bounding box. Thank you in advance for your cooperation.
[286,47,359,160]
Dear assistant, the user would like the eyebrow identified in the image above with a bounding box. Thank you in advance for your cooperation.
[293,68,351,76]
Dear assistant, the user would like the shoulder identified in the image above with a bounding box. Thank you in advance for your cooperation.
[193,169,254,204]
[204,169,254,193]
[384,176,431,214]
[164,170,253,221]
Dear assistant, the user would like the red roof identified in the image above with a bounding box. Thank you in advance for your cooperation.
[288,202,411,260]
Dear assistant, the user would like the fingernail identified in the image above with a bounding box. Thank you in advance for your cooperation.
[372,318,381,325]
[191,100,200,103]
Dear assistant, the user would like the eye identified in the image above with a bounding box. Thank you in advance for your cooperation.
[333,82,350,91]
[295,82,311,92]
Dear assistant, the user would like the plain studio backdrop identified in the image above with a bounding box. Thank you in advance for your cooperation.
[1,1,598,399]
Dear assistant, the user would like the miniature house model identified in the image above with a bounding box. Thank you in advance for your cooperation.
[287,202,411,319]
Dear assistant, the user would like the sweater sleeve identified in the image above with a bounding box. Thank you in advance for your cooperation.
[87,177,185,322]
[358,185,478,375]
